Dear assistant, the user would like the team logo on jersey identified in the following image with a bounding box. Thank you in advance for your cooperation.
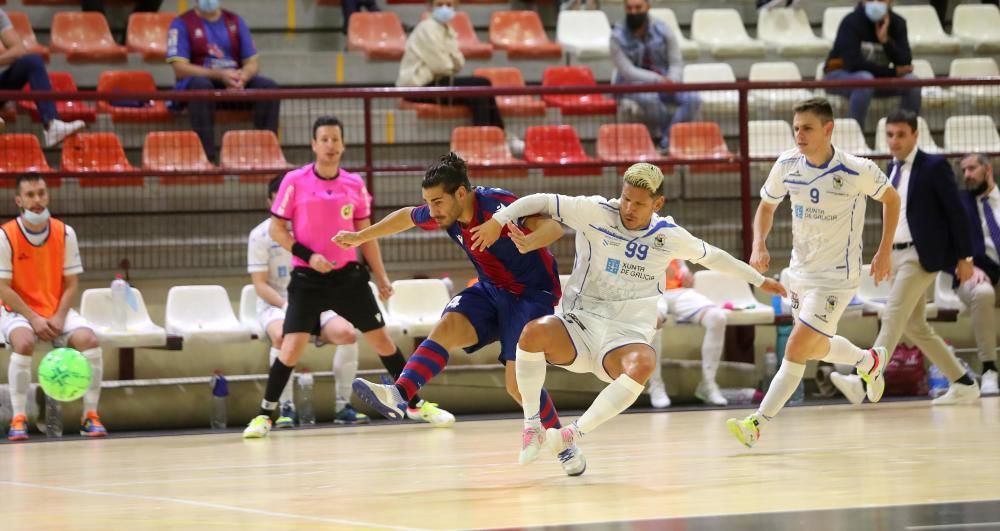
[456,234,464,245]
[832,176,844,190]
[447,295,462,309]
[790,290,800,310]
[194,28,203,38]
[278,266,288,278]
[341,204,353,219]
[788,170,802,177]
[794,205,804,219]
[605,258,621,274]
[825,295,838,313]
[602,238,621,248]
[654,235,666,249]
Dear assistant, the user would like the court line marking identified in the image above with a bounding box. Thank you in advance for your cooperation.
[906,523,1000,530]
[0,479,426,531]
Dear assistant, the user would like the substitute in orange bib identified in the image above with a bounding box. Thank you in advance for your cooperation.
[0,173,106,441]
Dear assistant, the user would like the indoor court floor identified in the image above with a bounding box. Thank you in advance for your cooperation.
[2,399,999,530]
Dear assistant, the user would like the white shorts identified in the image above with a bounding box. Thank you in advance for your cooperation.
[556,310,654,383]
[788,278,856,338]
[0,308,93,348]
[658,288,715,323]
[257,305,338,332]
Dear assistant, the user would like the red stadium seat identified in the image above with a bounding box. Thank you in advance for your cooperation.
[419,12,492,59]
[523,125,597,177]
[18,71,98,123]
[143,131,218,185]
[473,67,546,117]
[451,126,527,178]
[96,70,172,123]
[489,11,562,59]
[668,122,738,173]
[0,134,56,188]
[126,12,175,62]
[220,130,291,183]
[541,66,616,115]
[62,133,139,187]
[50,12,128,63]
[347,12,406,60]
[596,123,671,173]
[0,11,50,62]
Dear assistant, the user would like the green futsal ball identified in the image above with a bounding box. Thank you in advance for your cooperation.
[38,348,92,402]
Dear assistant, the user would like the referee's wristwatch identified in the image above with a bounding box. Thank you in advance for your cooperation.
[963,256,974,264]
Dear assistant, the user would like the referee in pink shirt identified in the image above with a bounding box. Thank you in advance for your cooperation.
[243,116,454,438]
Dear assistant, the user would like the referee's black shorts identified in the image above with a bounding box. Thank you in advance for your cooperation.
[283,262,386,335]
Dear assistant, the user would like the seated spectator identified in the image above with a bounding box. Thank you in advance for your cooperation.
[397,0,522,153]
[83,0,163,43]
[343,0,380,35]
[823,0,920,129]
[166,0,279,162]
[0,8,86,146]
[610,0,700,152]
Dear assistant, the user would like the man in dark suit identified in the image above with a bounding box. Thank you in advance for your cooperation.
[873,109,979,405]
[958,153,999,395]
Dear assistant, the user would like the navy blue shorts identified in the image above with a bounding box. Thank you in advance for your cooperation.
[443,282,555,363]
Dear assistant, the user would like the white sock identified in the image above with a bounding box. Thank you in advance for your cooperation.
[8,353,31,417]
[576,374,645,435]
[700,308,726,383]
[756,360,806,422]
[822,335,868,368]
[515,347,547,421]
[649,328,666,392]
[269,347,294,405]
[333,343,359,412]
[82,348,103,413]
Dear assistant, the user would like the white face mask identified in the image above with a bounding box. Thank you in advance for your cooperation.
[198,0,221,12]
[865,1,889,22]
[21,207,50,226]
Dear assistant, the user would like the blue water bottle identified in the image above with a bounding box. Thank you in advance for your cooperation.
[210,370,228,430]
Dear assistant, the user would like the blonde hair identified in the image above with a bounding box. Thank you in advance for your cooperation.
[623,163,664,196]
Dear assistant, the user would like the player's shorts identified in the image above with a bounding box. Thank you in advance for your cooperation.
[444,281,555,363]
[0,308,93,348]
[787,276,856,338]
[258,305,337,333]
[555,309,653,383]
[658,288,715,323]
[284,263,384,335]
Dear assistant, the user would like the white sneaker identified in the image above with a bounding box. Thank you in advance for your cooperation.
[830,372,865,405]
[695,380,728,406]
[351,378,406,421]
[648,378,671,408]
[242,415,272,439]
[860,347,889,403]
[981,370,999,396]
[406,400,456,427]
[545,424,586,476]
[519,420,545,465]
[44,119,86,147]
[507,134,525,158]
[932,381,980,406]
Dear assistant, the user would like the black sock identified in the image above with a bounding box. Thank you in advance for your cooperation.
[983,361,998,374]
[956,374,975,386]
[259,358,295,417]
[380,348,421,408]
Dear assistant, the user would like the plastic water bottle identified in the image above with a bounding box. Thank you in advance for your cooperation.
[928,364,949,398]
[45,395,63,438]
[110,274,129,331]
[762,348,778,393]
[720,387,757,405]
[0,387,11,427]
[209,370,228,430]
[297,371,316,425]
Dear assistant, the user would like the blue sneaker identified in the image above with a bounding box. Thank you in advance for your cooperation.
[334,404,370,425]
[275,401,296,429]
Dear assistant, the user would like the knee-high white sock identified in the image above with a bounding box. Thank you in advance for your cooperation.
[700,308,726,383]
[516,347,547,420]
[822,335,870,370]
[333,343,359,412]
[269,347,294,405]
[8,353,31,417]
[576,374,645,435]
[82,348,103,413]
[649,328,665,391]
[756,360,806,422]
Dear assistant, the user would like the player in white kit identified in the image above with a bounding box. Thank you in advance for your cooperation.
[247,175,368,428]
[727,98,902,448]
[470,163,786,473]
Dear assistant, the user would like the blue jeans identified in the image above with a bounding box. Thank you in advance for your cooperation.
[622,89,701,149]
[0,54,56,124]
[823,70,921,129]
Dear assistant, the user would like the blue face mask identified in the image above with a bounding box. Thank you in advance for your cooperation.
[865,1,888,23]
[432,5,456,24]
[21,207,50,227]
[198,0,221,12]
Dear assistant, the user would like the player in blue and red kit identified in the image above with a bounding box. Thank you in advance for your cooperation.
[334,152,585,475]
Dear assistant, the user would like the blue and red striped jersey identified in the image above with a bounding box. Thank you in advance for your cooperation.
[411,187,561,304]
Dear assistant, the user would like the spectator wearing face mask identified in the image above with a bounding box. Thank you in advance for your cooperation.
[822,0,920,129]
[609,0,700,153]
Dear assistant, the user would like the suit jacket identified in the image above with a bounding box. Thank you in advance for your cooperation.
[902,150,972,273]
[959,190,1000,285]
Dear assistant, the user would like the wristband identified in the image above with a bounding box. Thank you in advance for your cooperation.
[292,242,314,262]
